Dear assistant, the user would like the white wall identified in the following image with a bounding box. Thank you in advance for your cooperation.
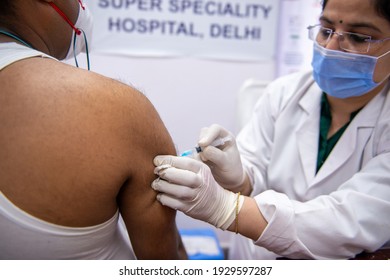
[90,54,275,142]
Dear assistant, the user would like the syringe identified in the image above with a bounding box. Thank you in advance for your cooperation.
[180,136,232,157]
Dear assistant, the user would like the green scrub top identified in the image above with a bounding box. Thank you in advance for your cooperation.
[316,93,361,173]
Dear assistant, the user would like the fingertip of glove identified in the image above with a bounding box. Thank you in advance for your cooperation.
[154,155,175,166]
[151,178,159,191]
[198,137,207,145]
[156,193,164,205]
[154,164,172,176]
[153,156,163,166]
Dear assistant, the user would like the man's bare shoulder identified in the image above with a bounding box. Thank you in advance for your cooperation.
[1,57,175,227]
[12,57,146,106]
[5,57,161,140]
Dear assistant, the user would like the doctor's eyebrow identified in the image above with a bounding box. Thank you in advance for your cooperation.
[319,15,382,33]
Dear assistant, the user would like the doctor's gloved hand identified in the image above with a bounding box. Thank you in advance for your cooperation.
[152,155,243,230]
[197,124,246,192]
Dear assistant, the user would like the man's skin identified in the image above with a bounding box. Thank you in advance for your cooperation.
[0,0,186,259]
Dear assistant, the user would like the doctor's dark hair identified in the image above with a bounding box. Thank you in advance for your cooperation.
[322,0,390,22]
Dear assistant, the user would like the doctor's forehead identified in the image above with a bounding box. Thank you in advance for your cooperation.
[321,0,389,34]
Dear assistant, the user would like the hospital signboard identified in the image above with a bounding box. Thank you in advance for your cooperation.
[85,0,279,61]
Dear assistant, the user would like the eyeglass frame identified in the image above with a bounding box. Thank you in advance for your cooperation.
[307,24,390,54]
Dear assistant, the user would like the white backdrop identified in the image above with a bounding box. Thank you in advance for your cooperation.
[75,0,322,250]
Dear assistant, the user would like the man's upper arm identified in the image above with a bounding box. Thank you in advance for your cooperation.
[112,83,184,259]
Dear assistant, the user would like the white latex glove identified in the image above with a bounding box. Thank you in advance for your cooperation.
[152,155,244,230]
[198,124,245,191]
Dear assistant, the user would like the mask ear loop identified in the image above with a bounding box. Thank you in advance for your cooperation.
[49,2,90,70]
[49,3,82,35]
[73,29,90,70]
[78,0,86,10]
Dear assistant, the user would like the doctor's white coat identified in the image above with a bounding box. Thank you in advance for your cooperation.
[230,70,390,259]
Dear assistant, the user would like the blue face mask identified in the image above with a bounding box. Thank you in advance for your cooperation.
[311,42,390,98]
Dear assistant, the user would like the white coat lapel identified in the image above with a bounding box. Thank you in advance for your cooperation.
[312,90,386,186]
[296,84,322,186]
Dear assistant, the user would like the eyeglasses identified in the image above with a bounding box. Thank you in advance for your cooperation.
[307,24,390,54]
